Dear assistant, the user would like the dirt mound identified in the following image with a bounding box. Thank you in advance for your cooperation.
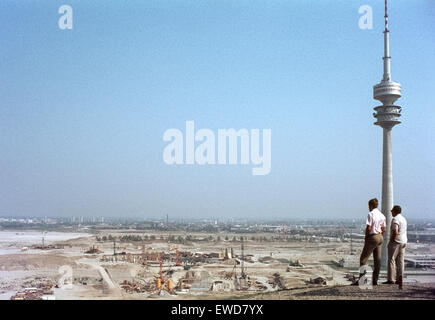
[0,254,76,271]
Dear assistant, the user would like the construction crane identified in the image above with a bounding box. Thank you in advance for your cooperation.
[42,231,47,248]
[240,238,246,279]
[141,240,150,265]
[156,253,175,293]
[159,254,164,282]
[350,219,355,255]
[240,239,249,290]
[350,230,354,255]
[169,244,182,267]
[156,253,164,289]
[175,247,182,266]
[232,260,237,279]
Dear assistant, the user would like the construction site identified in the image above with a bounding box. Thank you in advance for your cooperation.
[0,229,434,300]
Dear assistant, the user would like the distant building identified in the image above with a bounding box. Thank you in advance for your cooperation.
[405,255,435,268]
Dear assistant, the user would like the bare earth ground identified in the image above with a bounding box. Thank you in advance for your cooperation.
[0,230,434,300]
[249,283,435,300]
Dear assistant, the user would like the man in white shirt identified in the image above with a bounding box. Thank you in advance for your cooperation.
[384,205,407,289]
[354,198,386,286]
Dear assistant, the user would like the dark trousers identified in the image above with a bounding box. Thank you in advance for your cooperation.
[359,233,383,284]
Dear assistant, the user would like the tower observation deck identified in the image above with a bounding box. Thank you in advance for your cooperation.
[373,0,402,129]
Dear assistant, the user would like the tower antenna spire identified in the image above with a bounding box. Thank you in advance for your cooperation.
[382,0,391,81]
[385,0,389,32]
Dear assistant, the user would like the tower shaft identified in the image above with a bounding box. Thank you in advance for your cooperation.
[381,128,393,265]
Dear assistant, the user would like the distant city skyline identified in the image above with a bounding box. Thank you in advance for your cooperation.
[1,1,434,220]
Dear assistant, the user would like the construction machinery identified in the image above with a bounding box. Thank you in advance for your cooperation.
[159,254,164,284]
[85,245,102,254]
[154,254,176,294]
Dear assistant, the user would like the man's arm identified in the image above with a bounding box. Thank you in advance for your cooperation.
[365,214,372,238]
[365,225,371,239]
[390,224,398,242]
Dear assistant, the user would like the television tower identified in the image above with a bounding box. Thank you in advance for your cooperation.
[373,0,402,267]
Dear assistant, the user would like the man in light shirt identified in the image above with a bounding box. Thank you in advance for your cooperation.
[353,198,386,286]
[384,205,407,289]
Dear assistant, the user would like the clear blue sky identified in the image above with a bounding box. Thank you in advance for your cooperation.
[0,0,434,220]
